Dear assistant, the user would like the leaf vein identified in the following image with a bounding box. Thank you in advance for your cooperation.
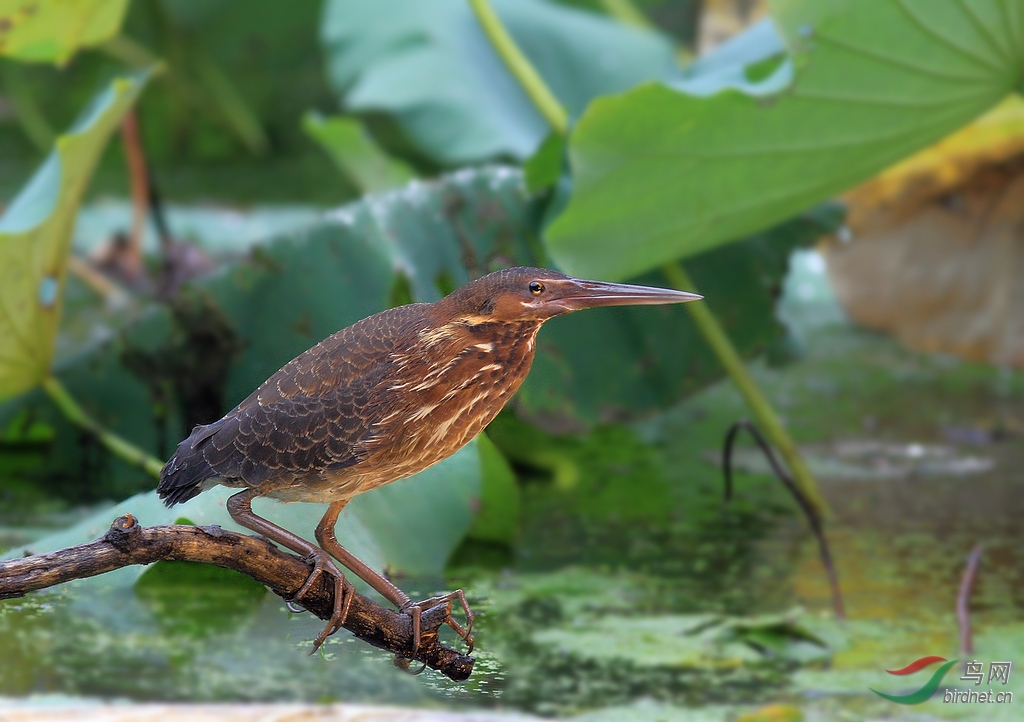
[954,0,1011,66]
[1000,0,1024,78]
[957,0,1013,67]
[813,32,992,83]
[632,106,986,159]
[896,0,1004,74]
[793,89,994,109]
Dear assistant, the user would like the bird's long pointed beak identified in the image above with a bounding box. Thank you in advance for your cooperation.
[553,278,702,312]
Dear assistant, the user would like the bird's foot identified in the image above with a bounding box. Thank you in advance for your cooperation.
[400,588,475,659]
[291,550,355,654]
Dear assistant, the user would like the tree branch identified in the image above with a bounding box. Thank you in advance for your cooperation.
[0,515,475,682]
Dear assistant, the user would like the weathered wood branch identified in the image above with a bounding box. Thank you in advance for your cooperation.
[0,515,474,681]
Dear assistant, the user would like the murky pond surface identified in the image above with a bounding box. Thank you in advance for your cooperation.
[2,254,1023,720]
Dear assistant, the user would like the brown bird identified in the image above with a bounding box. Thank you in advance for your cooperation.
[157,267,700,654]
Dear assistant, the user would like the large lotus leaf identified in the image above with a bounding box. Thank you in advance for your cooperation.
[546,1,1024,280]
[0,0,128,64]
[0,70,148,402]
[320,0,677,164]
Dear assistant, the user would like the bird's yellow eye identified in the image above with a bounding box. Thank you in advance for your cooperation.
[529,281,545,295]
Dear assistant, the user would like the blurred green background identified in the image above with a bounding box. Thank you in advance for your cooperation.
[1,1,1023,720]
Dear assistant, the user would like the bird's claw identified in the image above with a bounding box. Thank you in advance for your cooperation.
[439,588,475,653]
[393,656,428,675]
[290,550,355,654]
[292,551,330,602]
[399,588,476,662]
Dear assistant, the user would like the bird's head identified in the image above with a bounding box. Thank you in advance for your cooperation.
[441,266,701,324]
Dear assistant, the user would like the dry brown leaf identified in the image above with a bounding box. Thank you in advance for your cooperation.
[824,157,1024,366]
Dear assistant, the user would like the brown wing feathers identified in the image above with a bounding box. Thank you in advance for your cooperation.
[157,305,427,507]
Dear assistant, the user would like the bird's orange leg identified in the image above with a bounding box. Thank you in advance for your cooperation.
[315,500,475,658]
[227,489,354,652]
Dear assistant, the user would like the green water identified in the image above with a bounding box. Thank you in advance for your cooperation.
[2,258,1023,720]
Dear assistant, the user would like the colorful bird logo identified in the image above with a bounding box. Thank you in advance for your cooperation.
[870,656,959,705]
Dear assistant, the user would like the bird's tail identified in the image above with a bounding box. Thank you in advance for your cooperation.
[156,421,224,507]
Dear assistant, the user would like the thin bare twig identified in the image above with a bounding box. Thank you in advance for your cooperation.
[0,515,475,682]
[120,111,149,284]
[957,544,983,656]
[723,419,845,619]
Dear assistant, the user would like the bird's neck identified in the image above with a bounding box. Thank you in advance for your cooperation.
[386,316,541,396]
[414,317,541,367]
